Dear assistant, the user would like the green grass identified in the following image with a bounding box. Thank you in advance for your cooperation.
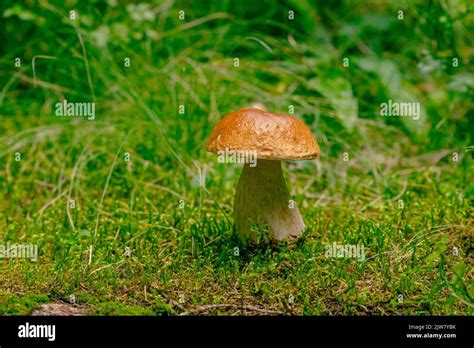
[0,0,472,315]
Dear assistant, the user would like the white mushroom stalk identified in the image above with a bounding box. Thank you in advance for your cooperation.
[234,159,305,244]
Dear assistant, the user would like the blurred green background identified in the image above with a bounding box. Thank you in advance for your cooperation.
[0,0,472,315]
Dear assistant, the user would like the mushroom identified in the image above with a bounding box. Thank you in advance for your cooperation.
[206,107,320,245]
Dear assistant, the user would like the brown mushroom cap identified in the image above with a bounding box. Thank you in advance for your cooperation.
[206,107,320,160]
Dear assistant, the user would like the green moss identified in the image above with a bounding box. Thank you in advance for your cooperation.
[0,293,50,315]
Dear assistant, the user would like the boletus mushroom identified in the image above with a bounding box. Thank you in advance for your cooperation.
[206,107,320,245]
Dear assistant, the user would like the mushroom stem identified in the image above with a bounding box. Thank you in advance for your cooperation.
[234,159,305,244]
